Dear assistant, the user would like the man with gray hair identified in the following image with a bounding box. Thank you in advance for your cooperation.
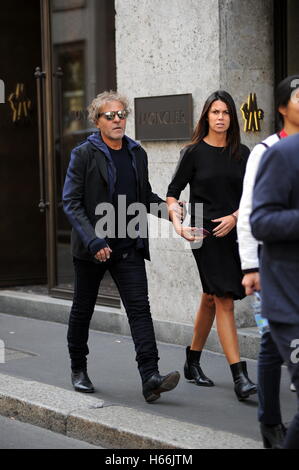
[63,91,180,402]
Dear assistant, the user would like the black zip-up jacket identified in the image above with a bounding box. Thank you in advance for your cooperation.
[62,132,165,262]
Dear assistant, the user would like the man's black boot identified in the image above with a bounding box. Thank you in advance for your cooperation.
[260,423,287,449]
[184,346,214,386]
[230,361,257,401]
[142,371,180,403]
[71,369,95,393]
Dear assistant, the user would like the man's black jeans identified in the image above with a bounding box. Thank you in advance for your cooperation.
[67,249,159,383]
[258,330,284,425]
[269,321,299,449]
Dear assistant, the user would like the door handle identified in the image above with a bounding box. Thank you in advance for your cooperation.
[35,67,49,213]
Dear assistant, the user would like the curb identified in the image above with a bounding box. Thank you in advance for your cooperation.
[0,373,261,449]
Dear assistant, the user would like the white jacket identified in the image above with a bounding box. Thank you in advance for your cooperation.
[237,133,280,272]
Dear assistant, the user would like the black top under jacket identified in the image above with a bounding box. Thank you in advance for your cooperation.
[63,132,165,263]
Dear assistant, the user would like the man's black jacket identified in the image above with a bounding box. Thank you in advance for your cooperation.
[62,132,165,262]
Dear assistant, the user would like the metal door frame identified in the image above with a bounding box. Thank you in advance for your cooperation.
[274,0,288,88]
[40,0,57,292]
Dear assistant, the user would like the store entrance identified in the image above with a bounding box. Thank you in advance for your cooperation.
[0,0,47,287]
[0,0,120,307]
[39,0,120,307]
[274,0,299,84]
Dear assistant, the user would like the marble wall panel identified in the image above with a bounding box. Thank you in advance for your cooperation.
[219,0,275,149]
[115,0,272,327]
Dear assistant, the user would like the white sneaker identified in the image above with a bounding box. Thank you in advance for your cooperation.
[290,383,296,392]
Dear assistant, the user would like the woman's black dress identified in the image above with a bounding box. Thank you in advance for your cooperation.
[167,141,250,300]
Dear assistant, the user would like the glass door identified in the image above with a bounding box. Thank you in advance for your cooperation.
[287,0,299,75]
[0,0,46,287]
[274,0,299,85]
[39,0,119,306]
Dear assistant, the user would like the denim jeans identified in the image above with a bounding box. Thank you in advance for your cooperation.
[269,321,299,449]
[258,331,284,425]
[67,248,159,383]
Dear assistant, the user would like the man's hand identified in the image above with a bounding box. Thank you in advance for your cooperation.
[212,215,236,237]
[242,272,261,296]
[95,246,112,263]
[177,200,186,221]
[169,200,186,222]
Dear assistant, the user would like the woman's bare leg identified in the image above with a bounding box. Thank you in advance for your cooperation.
[191,293,216,351]
[214,295,240,365]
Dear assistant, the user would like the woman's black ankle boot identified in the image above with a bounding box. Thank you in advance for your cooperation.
[230,361,257,401]
[184,346,214,387]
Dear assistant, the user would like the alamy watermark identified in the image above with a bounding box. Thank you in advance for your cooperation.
[94,197,205,250]
[0,340,5,364]
[0,79,5,104]
[290,339,299,365]
[291,79,299,105]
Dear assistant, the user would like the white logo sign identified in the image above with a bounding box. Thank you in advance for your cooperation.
[290,339,299,364]
[0,340,5,364]
[0,79,5,104]
[94,197,206,251]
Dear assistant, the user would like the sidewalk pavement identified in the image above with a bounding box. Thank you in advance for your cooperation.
[0,313,296,449]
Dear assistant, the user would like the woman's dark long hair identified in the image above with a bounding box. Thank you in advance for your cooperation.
[276,75,299,130]
[189,90,241,160]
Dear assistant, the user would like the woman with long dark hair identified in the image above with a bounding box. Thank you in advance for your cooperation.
[167,90,257,401]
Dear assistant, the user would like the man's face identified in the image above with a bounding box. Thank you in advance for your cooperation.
[96,100,127,144]
[280,88,299,130]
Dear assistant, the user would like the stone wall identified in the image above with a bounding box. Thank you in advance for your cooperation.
[115,0,274,329]
[219,0,274,149]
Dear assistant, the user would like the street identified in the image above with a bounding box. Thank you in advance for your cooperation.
[0,415,102,449]
[0,313,297,448]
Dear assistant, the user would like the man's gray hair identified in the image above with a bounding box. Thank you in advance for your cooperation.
[88,90,130,125]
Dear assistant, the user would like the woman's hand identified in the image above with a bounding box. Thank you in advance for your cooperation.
[211,215,236,237]
[175,226,207,242]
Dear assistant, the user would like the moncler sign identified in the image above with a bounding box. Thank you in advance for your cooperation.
[135,94,193,141]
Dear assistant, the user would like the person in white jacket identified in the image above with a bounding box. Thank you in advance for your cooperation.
[237,74,299,449]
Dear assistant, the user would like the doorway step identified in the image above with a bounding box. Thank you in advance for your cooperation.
[0,289,261,360]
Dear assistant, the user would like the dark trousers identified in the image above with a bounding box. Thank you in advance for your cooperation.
[258,331,284,425]
[269,321,299,449]
[67,249,159,383]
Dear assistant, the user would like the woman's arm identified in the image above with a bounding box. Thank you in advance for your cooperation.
[166,147,194,201]
[167,196,203,242]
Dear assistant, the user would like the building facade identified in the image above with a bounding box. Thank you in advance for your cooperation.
[0,0,298,342]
